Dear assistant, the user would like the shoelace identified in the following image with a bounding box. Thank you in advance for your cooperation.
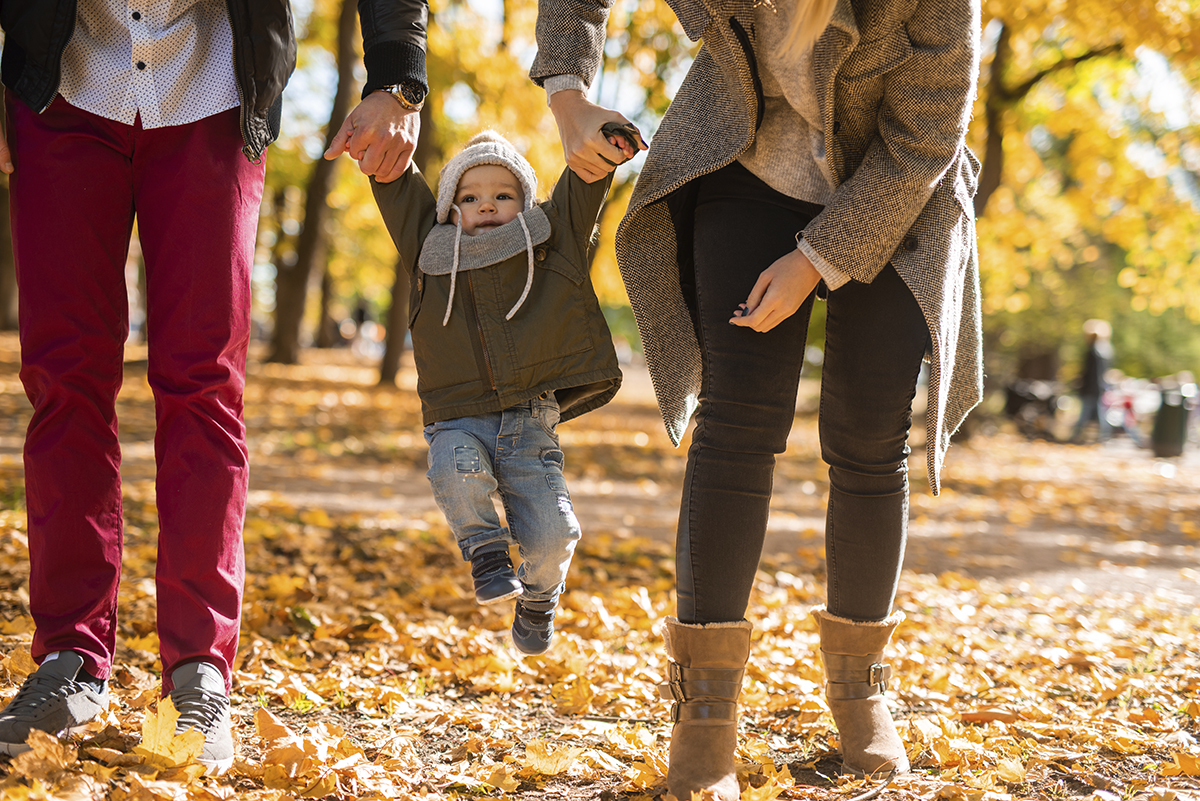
[1,675,77,716]
[171,688,228,734]
[470,550,513,581]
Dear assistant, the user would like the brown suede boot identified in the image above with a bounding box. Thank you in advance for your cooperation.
[813,606,910,779]
[658,617,752,801]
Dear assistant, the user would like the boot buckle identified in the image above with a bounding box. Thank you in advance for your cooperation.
[659,680,686,704]
[869,663,890,690]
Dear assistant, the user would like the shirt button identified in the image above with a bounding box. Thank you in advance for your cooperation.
[131,11,141,19]
[136,61,146,70]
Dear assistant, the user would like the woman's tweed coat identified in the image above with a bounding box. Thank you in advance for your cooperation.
[532,0,983,494]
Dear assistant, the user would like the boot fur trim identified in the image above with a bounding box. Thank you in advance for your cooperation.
[661,617,751,650]
[809,605,904,629]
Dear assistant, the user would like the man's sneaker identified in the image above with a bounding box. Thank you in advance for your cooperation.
[511,600,555,655]
[470,548,523,605]
[169,662,233,775]
[0,651,108,755]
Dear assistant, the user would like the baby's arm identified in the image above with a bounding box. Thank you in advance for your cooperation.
[370,165,438,279]
[550,162,614,257]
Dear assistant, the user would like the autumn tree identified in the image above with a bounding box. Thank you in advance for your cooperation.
[267,0,361,364]
[973,1,1200,380]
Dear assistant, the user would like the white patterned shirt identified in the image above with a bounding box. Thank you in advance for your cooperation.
[59,0,240,129]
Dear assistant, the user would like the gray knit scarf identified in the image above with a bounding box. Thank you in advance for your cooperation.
[418,207,552,326]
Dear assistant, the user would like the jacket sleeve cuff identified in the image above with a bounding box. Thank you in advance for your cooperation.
[797,233,850,291]
[544,75,588,106]
[362,40,428,99]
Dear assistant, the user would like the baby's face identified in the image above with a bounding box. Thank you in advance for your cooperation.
[452,165,525,236]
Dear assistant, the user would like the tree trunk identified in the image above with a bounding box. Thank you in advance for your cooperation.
[378,100,437,386]
[378,255,410,385]
[266,0,358,364]
[974,23,1010,219]
[315,268,337,348]
[0,178,17,330]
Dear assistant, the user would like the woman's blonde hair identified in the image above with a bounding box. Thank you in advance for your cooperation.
[782,0,836,57]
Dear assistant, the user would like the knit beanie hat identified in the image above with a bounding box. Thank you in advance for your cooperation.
[436,130,538,224]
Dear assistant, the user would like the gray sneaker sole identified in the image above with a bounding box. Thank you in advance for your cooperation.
[198,754,235,775]
[0,722,95,756]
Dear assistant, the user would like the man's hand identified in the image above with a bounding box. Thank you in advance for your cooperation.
[548,90,646,183]
[324,91,420,183]
[730,249,822,333]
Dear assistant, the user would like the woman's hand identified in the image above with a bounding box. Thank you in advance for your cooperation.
[548,90,646,182]
[730,248,822,332]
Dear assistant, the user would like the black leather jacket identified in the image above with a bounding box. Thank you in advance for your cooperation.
[0,0,429,161]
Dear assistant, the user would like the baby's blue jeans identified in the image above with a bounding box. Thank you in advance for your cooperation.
[424,395,581,606]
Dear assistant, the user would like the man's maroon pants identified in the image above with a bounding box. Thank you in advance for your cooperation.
[7,94,265,692]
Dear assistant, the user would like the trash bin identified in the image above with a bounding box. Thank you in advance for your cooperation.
[1151,386,1195,457]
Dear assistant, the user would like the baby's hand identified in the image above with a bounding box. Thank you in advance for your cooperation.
[605,135,636,162]
[598,122,646,165]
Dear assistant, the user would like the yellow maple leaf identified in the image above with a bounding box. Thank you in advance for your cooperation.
[551,676,594,715]
[742,763,794,801]
[9,729,77,780]
[484,763,521,792]
[524,738,584,776]
[624,760,664,790]
[1164,752,1200,777]
[82,746,141,767]
[995,758,1026,783]
[255,706,296,744]
[132,696,205,769]
[0,647,38,680]
[1104,729,1148,755]
[300,770,340,798]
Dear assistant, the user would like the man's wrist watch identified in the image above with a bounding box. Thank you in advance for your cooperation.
[380,81,426,112]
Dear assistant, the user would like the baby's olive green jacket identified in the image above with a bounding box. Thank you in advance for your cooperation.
[372,166,622,426]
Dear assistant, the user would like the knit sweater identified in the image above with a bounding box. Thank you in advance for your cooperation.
[735,3,834,205]
[735,5,849,289]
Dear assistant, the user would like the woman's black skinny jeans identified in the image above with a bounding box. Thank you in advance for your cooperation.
[675,162,929,624]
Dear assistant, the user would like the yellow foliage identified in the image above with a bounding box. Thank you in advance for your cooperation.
[132,697,205,770]
[523,739,585,776]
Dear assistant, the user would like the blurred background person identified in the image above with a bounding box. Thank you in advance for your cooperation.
[1070,318,1113,444]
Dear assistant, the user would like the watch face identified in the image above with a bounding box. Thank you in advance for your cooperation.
[399,82,426,105]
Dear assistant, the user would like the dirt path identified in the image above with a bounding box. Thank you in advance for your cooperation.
[1,339,1196,608]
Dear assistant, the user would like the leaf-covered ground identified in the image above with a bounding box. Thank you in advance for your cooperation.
[0,333,1197,801]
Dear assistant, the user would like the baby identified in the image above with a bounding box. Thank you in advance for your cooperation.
[371,130,630,653]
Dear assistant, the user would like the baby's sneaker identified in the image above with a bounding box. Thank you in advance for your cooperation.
[511,600,555,655]
[469,547,523,605]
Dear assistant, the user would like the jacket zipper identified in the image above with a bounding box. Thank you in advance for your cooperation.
[224,0,258,162]
[39,0,79,112]
[467,273,497,391]
[728,17,765,132]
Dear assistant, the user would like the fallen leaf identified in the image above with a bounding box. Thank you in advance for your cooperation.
[524,738,584,776]
[996,758,1026,783]
[1,647,38,680]
[132,696,205,769]
[961,707,1020,724]
[9,729,77,779]
[484,763,521,792]
[254,706,295,744]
